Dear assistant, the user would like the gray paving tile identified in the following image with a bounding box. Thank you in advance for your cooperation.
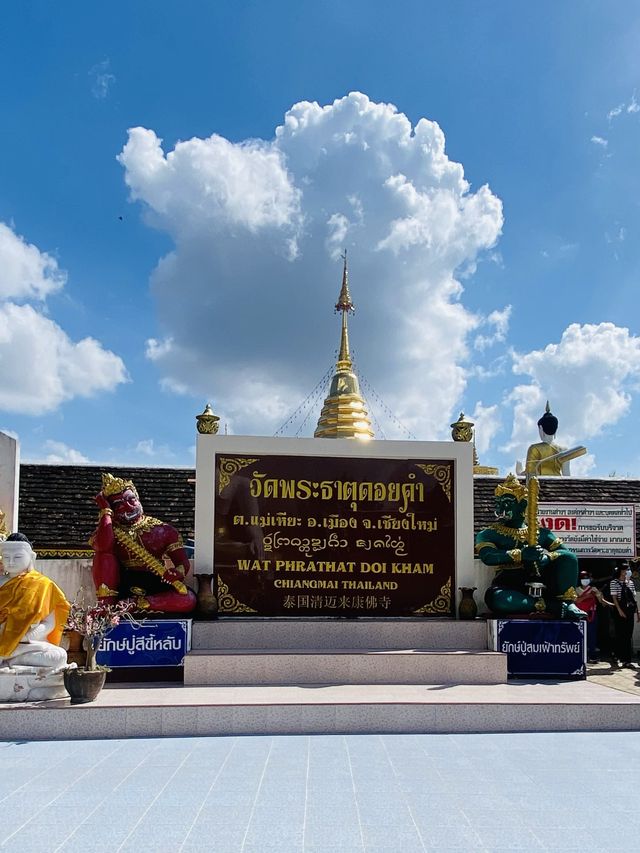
[473,828,544,849]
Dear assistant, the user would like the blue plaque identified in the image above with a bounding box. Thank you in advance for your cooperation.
[96,620,192,668]
[489,619,586,678]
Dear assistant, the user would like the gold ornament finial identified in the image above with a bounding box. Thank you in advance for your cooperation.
[495,473,528,502]
[196,403,220,435]
[335,251,354,371]
[102,472,137,497]
[451,412,474,442]
[335,250,354,314]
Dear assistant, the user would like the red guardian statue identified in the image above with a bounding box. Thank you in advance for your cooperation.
[91,473,196,614]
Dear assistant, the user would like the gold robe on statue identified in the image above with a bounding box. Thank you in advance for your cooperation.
[0,570,69,658]
[525,441,564,476]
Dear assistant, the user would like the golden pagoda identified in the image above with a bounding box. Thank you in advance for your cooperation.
[314,253,374,440]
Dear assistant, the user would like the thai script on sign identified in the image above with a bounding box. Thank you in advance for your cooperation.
[538,502,636,558]
[501,641,581,655]
[99,635,183,655]
[249,473,424,513]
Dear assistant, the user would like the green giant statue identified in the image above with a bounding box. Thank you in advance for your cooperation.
[476,474,585,620]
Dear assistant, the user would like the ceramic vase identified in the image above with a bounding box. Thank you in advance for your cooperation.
[458,587,478,620]
[63,668,107,704]
[195,574,218,620]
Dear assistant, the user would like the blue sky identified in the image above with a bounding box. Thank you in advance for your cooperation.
[2,1,640,475]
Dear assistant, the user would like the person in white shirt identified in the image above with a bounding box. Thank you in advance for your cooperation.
[609,561,639,668]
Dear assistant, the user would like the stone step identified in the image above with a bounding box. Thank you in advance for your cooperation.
[191,617,488,651]
[183,648,506,686]
[2,681,640,740]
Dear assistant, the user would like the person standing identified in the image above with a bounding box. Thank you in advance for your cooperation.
[610,562,639,668]
[576,570,610,663]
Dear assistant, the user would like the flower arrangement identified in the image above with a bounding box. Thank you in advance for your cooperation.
[65,595,138,671]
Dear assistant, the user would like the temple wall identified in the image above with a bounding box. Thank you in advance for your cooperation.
[35,558,96,604]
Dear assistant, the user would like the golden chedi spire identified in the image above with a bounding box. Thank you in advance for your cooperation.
[314,252,374,440]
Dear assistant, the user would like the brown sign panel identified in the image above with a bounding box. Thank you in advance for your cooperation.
[214,453,455,617]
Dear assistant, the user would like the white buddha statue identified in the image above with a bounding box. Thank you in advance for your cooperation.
[0,534,69,698]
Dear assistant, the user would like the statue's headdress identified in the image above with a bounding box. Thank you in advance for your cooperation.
[101,472,138,498]
[494,473,528,502]
[537,400,558,436]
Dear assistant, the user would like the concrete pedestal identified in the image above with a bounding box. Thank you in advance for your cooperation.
[0,668,68,702]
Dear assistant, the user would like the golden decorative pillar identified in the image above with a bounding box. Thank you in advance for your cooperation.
[450,412,498,475]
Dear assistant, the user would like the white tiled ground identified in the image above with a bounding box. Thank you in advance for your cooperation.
[1,731,638,852]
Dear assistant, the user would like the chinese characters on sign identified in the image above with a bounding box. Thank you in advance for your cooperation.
[538,503,636,558]
[213,454,455,617]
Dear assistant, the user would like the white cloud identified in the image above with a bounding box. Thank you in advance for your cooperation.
[607,93,640,121]
[474,305,511,351]
[118,126,302,245]
[146,337,175,361]
[0,222,66,300]
[590,135,608,147]
[571,453,596,477]
[134,438,175,459]
[119,92,503,438]
[89,60,115,100]
[135,439,156,456]
[43,440,90,464]
[470,401,501,455]
[0,303,128,414]
[0,221,128,416]
[503,323,640,464]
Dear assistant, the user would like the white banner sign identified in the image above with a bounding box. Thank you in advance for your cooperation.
[538,503,637,558]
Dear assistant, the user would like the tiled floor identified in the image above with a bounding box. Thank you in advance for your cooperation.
[1,731,638,852]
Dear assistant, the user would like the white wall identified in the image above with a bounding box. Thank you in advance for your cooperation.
[0,431,19,532]
[35,558,95,603]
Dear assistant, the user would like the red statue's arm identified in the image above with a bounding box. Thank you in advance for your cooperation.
[91,492,116,552]
[163,531,191,582]
[90,492,120,601]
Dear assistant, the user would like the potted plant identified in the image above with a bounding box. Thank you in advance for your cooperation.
[63,595,137,703]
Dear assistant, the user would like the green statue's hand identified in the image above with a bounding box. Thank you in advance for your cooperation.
[562,602,587,620]
[522,545,545,564]
[537,550,551,568]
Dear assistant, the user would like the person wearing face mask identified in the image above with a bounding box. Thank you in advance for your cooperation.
[576,569,611,663]
[609,561,639,668]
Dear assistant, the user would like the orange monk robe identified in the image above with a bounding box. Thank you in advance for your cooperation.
[0,571,70,658]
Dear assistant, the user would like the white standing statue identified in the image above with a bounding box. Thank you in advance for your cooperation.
[0,533,70,701]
